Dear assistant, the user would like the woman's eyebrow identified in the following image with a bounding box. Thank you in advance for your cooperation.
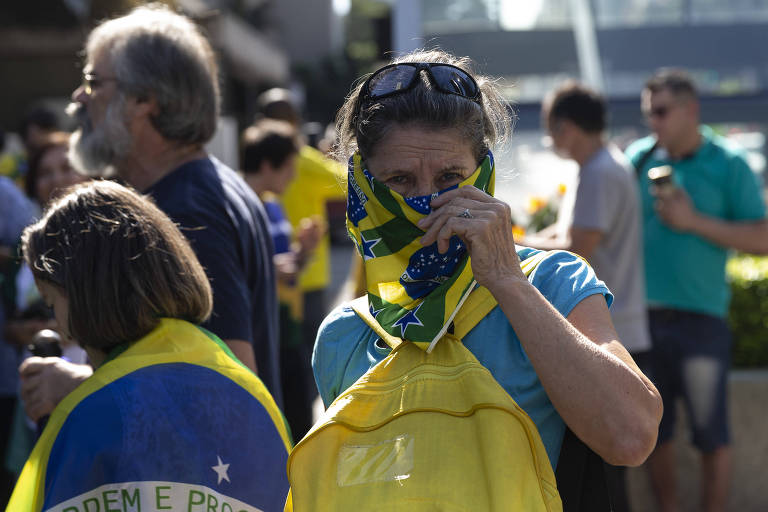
[436,165,468,174]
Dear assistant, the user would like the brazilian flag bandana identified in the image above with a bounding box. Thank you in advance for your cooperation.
[346,150,495,350]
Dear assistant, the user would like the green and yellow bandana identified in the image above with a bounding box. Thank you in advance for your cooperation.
[346,151,495,350]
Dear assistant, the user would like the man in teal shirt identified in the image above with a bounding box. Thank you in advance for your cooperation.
[627,68,768,512]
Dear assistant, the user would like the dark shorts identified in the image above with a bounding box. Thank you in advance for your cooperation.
[649,308,731,452]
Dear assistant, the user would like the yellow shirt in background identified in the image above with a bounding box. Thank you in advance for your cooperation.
[281,145,347,292]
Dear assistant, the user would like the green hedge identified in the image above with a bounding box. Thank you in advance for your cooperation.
[727,254,768,367]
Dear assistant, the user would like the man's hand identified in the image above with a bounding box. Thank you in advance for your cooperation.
[19,357,93,421]
[274,252,299,284]
[295,216,324,267]
[654,187,699,232]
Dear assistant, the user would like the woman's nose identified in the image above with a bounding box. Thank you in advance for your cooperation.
[412,178,437,198]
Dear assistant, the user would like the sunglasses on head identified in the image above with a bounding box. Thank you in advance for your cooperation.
[359,62,482,106]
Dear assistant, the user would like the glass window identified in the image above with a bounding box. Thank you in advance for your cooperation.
[594,0,685,28]
[690,0,768,23]
[422,0,571,33]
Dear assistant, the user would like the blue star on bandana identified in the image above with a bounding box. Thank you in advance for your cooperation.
[404,191,444,215]
[394,303,424,337]
[369,304,384,318]
[361,233,381,260]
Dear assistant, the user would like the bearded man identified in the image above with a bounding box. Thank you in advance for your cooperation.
[19,4,283,421]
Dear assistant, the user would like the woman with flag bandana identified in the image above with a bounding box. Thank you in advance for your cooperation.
[313,50,663,483]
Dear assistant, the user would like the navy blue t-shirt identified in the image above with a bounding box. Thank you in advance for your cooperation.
[147,156,282,407]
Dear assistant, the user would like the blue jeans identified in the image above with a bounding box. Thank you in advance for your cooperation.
[649,308,731,452]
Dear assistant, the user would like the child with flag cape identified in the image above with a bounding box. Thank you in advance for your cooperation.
[8,181,291,512]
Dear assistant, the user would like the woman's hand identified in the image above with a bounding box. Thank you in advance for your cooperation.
[417,186,525,291]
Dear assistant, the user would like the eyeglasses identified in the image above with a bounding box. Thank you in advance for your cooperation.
[644,105,673,120]
[359,63,482,106]
[82,72,118,95]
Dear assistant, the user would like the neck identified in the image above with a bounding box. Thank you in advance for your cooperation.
[572,135,604,167]
[116,139,206,192]
[666,127,701,160]
[85,346,107,369]
[243,173,269,196]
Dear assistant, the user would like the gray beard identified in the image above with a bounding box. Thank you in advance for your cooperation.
[67,95,132,177]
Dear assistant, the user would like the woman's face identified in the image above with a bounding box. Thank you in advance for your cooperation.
[36,280,70,342]
[269,153,297,196]
[365,125,477,198]
[35,145,87,205]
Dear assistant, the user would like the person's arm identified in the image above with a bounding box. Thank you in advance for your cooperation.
[655,188,768,254]
[420,185,662,466]
[19,357,93,421]
[225,339,258,373]
[492,284,661,466]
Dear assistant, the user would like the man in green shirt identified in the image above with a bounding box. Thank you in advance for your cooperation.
[626,68,768,512]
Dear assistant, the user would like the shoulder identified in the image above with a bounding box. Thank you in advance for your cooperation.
[297,146,346,181]
[583,147,633,184]
[149,158,224,218]
[520,247,613,316]
[625,135,657,163]
[316,302,370,348]
[704,128,750,168]
[153,157,265,233]
[313,302,376,405]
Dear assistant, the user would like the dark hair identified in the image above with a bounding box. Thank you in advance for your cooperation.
[19,105,59,140]
[545,81,606,134]
[25,131,72,200]
[22,180,212,351]
[256,88,300,126]
[335,49,512,163]
[241,120,300,173]
[645,68,698,100]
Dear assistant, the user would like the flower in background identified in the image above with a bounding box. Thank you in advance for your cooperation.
[525,184,567,233]
[511,224,526,239]
[527,195,547,215]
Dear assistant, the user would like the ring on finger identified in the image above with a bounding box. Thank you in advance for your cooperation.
[458,208,473,219]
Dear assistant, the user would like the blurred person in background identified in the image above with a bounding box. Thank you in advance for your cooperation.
[525,81,652,512]
[25,131,88,207]
[6,132,88,355]
[0,105,61,188]
[627,68,768,512]
[19,106,61,158]
[0,174,37,508]
[2,133,90,488]
[8,181,290,511]
[17,4,283,422]
[256,88,346,361]
[241,119,322,440]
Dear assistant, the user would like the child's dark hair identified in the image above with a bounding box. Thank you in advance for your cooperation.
[241,119,299,173]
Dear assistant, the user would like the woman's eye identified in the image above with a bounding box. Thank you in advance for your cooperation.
[440,172,463,183]
[386,175,408,185]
